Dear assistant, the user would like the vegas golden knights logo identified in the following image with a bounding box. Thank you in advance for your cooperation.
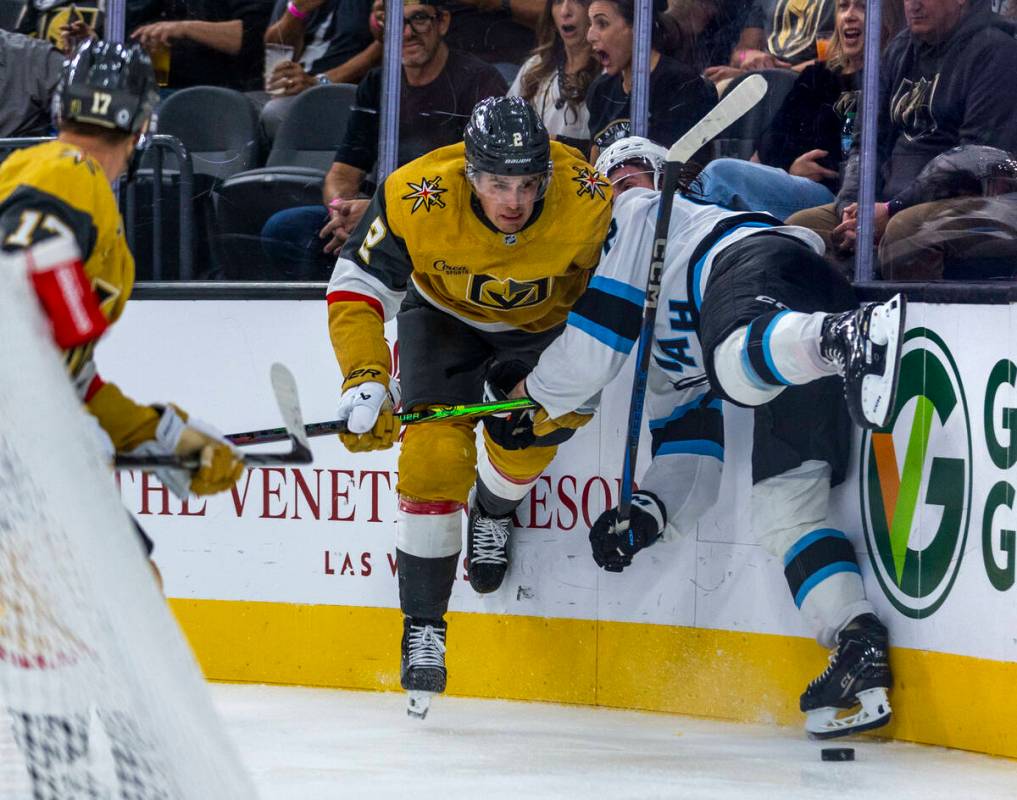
[468,275,550,310]
[891,76,940,142]
[768,0,832,61]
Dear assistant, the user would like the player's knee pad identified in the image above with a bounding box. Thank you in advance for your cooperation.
[396,414,477,504]
[482,427,558,495]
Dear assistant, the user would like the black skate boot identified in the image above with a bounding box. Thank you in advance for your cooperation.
[401,616,447,720]
[800,613,893,739]
[466,492,512,594]
[820,294,906,430]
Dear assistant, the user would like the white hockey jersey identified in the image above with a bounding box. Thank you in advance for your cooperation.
[527,187,824,535]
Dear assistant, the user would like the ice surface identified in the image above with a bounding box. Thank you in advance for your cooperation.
[214,684,1017,800]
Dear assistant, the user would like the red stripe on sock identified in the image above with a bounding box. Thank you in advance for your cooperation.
[326,291,384,320]
[398,497,465,515]
[83,374,105,402]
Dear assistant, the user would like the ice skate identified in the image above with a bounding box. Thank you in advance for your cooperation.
[801,613,893,739]
[820,293,906,430]
[401,617,447,720]
[466,491,512,594]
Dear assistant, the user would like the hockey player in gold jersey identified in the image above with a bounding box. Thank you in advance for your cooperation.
[327,96,612,717]
[0,40,244,512]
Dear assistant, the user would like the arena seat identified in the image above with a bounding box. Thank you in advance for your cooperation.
[132,87,261,279]
[211,83,357,279]
[711,69,799,161]
[0,0,22,30]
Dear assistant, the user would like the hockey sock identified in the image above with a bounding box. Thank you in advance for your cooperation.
[396,497,464,619]
[783,528,874,648]
[476,446,538,515]
[714,311,836,406]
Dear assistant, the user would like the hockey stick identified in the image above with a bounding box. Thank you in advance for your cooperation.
[226,397,539,446]
[618,74,768,521]
[114,363,313,470]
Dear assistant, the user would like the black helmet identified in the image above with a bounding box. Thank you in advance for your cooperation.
[464,97,551,177]
[55,39,158,135]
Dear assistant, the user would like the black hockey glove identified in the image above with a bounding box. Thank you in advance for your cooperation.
[481,359,536,450]
[589,491,667,573]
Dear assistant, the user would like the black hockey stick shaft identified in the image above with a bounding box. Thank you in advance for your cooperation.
[226,397,539,446]
[617,74,768,522]
[114,363,313,471]
[618,162,682,521]
[113,449,310,470]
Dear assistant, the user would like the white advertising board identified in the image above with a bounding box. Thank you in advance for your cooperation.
[96,299,1017,663]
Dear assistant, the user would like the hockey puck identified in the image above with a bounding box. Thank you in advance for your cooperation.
[821,747,855,762]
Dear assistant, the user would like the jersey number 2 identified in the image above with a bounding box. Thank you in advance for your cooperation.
[357,216,387,264]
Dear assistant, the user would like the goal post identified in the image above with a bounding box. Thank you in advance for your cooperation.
[0,253,258,799]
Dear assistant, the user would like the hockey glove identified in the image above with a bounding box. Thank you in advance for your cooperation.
[481,360,537,450]
[589,491,667,572]
[337,367,401,452]
[530,406,594,447]
[126,405,245,498]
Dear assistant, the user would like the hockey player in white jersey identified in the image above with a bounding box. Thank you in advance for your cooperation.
[512,137,905,739]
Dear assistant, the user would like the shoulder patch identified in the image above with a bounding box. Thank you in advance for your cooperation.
[571,166,609,201]
[401,176,448,213]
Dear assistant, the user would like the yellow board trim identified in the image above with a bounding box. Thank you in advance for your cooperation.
[169,599,1017,759]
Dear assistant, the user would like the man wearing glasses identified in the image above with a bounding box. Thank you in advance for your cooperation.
[261,0,507,278]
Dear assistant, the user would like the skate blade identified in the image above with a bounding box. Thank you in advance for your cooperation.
[406,690,434,720]
[805,687,892,740]
[861,294,907,429]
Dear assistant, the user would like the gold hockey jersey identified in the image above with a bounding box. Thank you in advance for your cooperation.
[0,140,159,450]
[327,141,613,381]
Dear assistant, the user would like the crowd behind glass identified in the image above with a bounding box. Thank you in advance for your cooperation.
[3,0,1016,283]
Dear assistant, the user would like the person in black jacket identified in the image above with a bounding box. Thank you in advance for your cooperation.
[259,0,507,278]
[788,0,1017,278]
[584,0,717,161]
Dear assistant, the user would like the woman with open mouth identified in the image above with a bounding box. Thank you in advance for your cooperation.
[509,0,601,155]
[584,0,717,162]
[694,0,895,225]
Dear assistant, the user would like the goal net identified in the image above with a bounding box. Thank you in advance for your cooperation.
[0,254,258,799]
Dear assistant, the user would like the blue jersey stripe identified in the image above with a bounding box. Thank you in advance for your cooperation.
[588,275,646,306]
[691,222,773,309]
[783,528,849,567]
[794,562,861,608]
[567,311,636,353]
[649,397,722,430]
[762,310,793,385]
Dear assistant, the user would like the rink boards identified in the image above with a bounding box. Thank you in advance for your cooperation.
[98,297,1017,758]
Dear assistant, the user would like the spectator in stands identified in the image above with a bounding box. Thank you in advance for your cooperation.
[508,0,600,153]
[16,0,103,51]
[585,0,717,160]
[130,0,273,92]
[0,29,63,137]
[255,0,379,139]
[667,0,750,72]
[444,0,543,70]
[788,0,1017,279]
[259,0,507,278]
[705,0,835,85]
[692,0,871,220]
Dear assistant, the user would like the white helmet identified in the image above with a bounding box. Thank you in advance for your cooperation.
[595,136,667,188]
